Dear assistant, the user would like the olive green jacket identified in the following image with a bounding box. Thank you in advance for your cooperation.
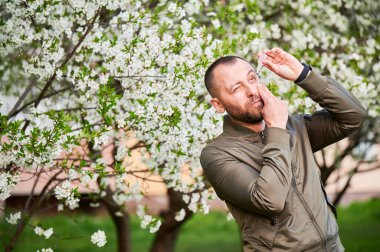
[200,69,367,252]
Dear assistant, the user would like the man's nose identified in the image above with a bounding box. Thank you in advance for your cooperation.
[245,82,259,97]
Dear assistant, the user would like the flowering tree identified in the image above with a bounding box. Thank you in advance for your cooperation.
[0,0,259,251]
[0,0,379,251]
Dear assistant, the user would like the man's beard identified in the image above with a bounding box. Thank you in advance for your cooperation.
[224,99,264,124]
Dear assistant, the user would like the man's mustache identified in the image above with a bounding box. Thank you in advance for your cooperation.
[247,96,263,105]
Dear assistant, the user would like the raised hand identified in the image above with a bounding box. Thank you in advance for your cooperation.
[257,48,305,81]
[258,83,288,129]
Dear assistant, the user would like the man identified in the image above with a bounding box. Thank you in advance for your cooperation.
[200,48,367,251]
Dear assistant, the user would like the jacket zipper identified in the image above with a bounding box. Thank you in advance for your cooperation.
[260,130,327,249]
[291,174,328,251]
[259,131,265,144]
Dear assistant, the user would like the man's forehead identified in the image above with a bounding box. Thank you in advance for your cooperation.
[213,59,254,85]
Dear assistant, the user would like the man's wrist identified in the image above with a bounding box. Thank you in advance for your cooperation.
[294,63,312,84]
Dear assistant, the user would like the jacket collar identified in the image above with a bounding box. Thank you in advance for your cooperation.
[223,114,268,140]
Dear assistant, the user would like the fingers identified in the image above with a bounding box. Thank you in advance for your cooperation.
[257,83,267,102]
[258,48,284,59]
[257,52,266,61]
[271,47,285,54]
[258,83,276,102]
[262,59,279,74]
[257,48,287,76]
[259,50,283,66]
[264,50,277,59]
[262,84,276,99]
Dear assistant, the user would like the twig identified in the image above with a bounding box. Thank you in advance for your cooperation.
[7,79,36,117]
[53,157,94,163]
[8,86,72,118]
[21,8,102,130]
[71,121,104,132]
[24,167,43,213]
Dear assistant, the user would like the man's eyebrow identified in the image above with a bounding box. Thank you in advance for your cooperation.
[229,82,241,90]
[247,69,255,77]
[229,69,256,90]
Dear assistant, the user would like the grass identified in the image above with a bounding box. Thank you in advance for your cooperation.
[1,199,379,251]
[337,199,380,251]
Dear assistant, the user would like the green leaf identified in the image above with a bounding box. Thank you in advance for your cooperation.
[137,98,148,106]
[171,149,186,156]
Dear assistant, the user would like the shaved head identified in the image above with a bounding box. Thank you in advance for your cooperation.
[204,56,248,97]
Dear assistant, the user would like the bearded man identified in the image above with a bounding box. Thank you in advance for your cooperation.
[200,48,366,251]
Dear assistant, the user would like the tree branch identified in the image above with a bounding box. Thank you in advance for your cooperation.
[8,86,72,118]
[21,8,102,131]
[7,79,36,117]
[23,167,43,213]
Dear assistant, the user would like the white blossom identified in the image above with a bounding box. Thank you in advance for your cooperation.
[37,248,54,252]
[115,146,128,161]
[175,209,186,221]
[54,180,80,210]
[211,19,220,29]
[6,211,21,225]
[34,226,54,239]
[149,220,162,233]
[57,204,64,211]
[167,3,177,13]
[0,172,20,200]
[91,230,107,247]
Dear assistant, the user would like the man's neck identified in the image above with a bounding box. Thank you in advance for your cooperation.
[230,118,266,133]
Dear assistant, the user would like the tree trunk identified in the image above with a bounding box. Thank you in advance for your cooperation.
[4,220,27,252]
[150,188,194,252]
[102,186,131,252]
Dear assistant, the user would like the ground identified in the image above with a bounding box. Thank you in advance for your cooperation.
[1,198,379,251]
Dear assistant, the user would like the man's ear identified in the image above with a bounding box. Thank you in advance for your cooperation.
[210,98,225,113]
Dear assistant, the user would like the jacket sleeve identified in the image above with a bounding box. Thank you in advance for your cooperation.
[200,127,292,216]
[297,69,367,152]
